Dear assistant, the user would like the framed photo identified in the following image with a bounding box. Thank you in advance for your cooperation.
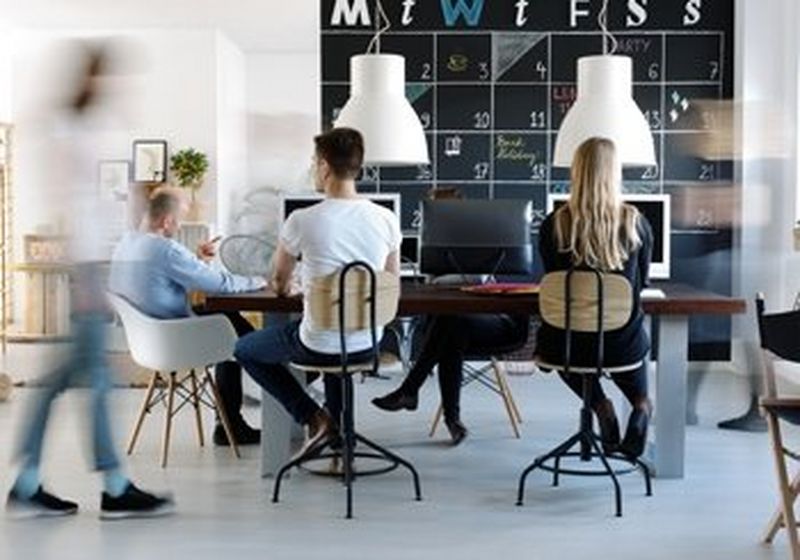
[98,160,130,201]
[132,139,168,183]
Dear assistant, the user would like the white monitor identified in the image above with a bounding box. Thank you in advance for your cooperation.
[280,193,401,223]
[546,193,671,279]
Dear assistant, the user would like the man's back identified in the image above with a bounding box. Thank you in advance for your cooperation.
[110,231,264,319]
[281,198,401,354]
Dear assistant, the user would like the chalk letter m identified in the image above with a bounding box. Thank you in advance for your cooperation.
[440,0,485,27]
[331,0,371,26]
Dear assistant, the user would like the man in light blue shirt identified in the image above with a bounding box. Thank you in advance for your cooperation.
[110,187,266,445]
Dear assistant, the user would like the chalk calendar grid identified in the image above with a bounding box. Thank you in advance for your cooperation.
[322,30,730,237]
[321,0,735,359]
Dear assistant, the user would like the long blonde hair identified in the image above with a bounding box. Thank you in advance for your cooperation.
[553,138,641,271]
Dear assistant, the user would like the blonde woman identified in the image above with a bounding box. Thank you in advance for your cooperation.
[536,137,653,458]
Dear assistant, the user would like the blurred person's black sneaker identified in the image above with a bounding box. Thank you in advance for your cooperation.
[100,483,174,520]
[6,486,78,519]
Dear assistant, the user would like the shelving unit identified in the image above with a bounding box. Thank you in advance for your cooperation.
[0,124,15,354]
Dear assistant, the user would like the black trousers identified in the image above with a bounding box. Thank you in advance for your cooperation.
[558,361,648,411]
[193,308,254,427]
[400,314,529,422]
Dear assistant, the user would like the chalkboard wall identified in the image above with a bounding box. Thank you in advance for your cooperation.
[321,0,735,360]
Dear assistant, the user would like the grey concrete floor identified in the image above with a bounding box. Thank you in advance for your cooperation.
[0,360,793,560]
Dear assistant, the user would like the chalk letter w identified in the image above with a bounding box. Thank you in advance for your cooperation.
[440,0,485,27]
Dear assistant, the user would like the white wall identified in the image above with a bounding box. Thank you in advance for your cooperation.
[238,52,319,238]
[215,32,248,235]
[0,33,11,123]
[9,29,248,240]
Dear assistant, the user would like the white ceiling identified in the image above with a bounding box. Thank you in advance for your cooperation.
[0,0,318,52]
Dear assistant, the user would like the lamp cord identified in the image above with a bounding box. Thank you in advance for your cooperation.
[598,0,618,55]
[366,0,391,54]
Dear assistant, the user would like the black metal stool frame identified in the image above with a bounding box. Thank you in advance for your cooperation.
[271,261,422,518]
[516,268,652,517]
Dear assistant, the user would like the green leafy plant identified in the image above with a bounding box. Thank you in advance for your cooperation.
[170,148,209,188]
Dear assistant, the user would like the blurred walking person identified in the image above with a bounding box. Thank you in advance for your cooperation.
[6,40,173,519]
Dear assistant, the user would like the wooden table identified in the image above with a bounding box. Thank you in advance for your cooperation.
[205,282,746,479]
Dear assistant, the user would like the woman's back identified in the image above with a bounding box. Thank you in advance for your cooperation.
[535,137,654,368]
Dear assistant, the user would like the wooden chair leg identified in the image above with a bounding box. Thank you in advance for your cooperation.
[494,358,523,424]
[161,372,177,468]
[492,359,520,439]
[205,369,240,459]
[189,370,205,448]
[429,404,443,437]
[127,371,160,455]
[764,470,800,544]
[766,414,800,560]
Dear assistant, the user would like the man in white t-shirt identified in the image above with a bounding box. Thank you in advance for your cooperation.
[234,128,402,450]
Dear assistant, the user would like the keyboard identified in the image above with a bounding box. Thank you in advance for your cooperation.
[641,288,666,299]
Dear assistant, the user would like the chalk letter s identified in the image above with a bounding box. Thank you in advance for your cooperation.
[626,0,648,28]
[684,0,702,26]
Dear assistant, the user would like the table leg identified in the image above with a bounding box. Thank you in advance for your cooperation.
[261,388,295,478]
[389,317,418,375]
[259,312,301,478]
[654,315,689,479]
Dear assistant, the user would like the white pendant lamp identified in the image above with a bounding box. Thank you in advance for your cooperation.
[553,55,656,167]
[553,1,656,167]
[335,54,430,166]
[333,0,429,166]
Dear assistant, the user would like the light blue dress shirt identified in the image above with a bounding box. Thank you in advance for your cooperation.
[109,231,266,319]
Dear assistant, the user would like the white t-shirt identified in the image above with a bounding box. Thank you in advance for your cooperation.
[280,198,402,354]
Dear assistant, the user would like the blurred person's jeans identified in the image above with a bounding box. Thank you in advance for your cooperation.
[15,312,120,472]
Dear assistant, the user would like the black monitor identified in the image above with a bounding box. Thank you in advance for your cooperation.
[547,193,671,279]
[281,193,400,222]
[400,236,419,266]
[419,199,534,276]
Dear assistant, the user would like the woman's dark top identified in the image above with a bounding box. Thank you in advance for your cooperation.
[535,209,653,368]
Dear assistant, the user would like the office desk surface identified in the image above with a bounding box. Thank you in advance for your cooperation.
[203,281,746,316]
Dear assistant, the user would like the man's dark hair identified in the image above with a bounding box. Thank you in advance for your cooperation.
[314,128,364,180]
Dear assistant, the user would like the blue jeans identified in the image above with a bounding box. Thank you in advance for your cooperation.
[15,312,121,472]
[235,321,374,425]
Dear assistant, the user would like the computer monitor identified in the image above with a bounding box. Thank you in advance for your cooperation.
[546,193,671,279]
[400,236,419,267]
[419,199,534,276]
[280,193,401,223]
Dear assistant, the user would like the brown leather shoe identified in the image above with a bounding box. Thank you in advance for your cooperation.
[619,399,652,459]
[295,408,336,459]
[445,418,468,446]
[594,399,621,455]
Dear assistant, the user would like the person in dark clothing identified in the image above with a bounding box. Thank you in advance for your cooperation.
[536,137,653,458]
[372,314,529,445]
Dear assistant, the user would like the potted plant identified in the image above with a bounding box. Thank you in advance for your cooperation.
[170,147,209,221]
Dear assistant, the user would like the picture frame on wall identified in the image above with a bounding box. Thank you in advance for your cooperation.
[98,160,130,201]
[132,139,168,183]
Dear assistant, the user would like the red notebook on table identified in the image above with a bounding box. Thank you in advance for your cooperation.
[459,283,540,295]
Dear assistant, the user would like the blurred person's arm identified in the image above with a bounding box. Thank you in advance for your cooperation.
[165,243,266,294]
